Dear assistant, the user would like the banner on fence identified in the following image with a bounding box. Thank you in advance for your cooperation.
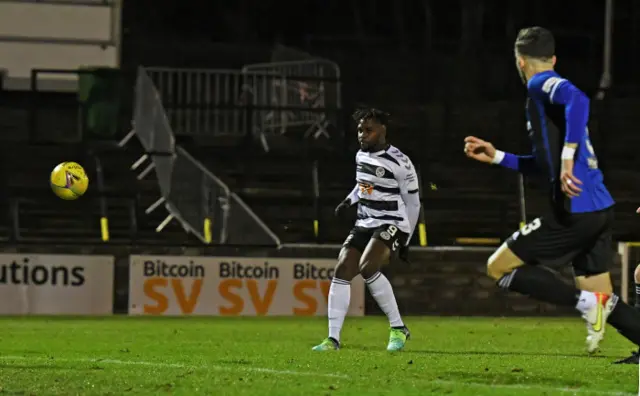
[128,255,365,316]
[0,254,114,315]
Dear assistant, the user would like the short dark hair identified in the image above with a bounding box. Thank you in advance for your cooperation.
[352,108,390,127]
[515,27,555,59]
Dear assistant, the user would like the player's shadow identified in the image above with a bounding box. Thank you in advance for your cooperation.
[350,346,610,359]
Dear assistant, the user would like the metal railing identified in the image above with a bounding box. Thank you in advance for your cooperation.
[145,62,341,145]
[145,68,249,138]
[7,195,139,244]
[241,59,341,139]
[118,67,281,247]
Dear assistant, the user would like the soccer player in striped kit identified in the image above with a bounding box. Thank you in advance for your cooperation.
[465,27,640,360]
[312,109,420,351]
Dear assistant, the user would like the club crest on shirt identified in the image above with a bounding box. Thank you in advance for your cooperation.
[359,182,374,195]
[375,167,385,178]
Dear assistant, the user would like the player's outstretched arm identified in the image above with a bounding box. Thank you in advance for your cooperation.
[335,184,360,217]
[464,136,537,174]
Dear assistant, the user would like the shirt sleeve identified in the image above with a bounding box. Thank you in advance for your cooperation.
[397,160,421,245]
[346,152,361,204]
[345,184,360,204]
[537,76,590,146]
[495,152,538,174]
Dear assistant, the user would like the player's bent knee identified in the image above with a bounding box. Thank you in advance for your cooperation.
[358,259,380,280]
[335,260,359,281]
[486,243,524,281]
[486,258,506,280]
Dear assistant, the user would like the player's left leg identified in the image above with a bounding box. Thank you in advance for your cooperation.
[487,215,619,353]
[359,224,410,352]
[613,263,640,364]
[486,241,597,309]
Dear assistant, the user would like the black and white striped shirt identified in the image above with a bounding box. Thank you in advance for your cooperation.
[346,145,420,236]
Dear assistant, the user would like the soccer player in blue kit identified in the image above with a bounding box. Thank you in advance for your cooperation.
[464,27,640,362]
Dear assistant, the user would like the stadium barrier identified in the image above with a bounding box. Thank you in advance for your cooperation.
[145,67,251,138]
[144,63,341,151]
[0,244,625,317]
[118,67,281,247]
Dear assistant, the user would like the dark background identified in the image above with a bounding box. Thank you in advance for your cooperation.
[122,0,640,99]
[1,0,639,316]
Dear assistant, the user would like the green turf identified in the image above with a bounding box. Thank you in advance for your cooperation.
[0,316,637,395]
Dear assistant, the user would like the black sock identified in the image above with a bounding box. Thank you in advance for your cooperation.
[498,265,580,307]
[608,298,640,346]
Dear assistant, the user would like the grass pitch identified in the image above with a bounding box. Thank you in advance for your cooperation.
[0,316,637,395]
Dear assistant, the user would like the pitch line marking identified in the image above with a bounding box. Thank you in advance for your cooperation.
[0,355,349,379]
[1,356,634,394]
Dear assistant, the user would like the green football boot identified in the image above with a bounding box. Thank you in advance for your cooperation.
[312,337,340,351]
[387,326,410,351]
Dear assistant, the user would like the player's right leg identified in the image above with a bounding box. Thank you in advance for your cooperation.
[570,209,640,355]
[568,216,618,353]
[573,271,616,353]
[312,231,364,351]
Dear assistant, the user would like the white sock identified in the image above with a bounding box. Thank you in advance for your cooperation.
[575,290,597,314]
[366,272,404,328]
[328,278,351,342]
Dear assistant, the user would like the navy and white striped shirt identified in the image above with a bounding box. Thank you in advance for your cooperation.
[345,145,421,239]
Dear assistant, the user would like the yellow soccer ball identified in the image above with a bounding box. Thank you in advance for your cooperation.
[50,162,89,200]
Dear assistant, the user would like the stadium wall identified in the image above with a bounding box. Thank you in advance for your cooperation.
[0,244,622,317]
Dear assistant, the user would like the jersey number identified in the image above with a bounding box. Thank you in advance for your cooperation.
[386,225,398,237]
[521,218,542,236]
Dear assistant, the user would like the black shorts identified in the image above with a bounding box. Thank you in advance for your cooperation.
[506,207,614,277]
[342,224,409,254]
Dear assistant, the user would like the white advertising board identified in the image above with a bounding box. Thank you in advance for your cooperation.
[128,255,365,316]
[0,254,114,315]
